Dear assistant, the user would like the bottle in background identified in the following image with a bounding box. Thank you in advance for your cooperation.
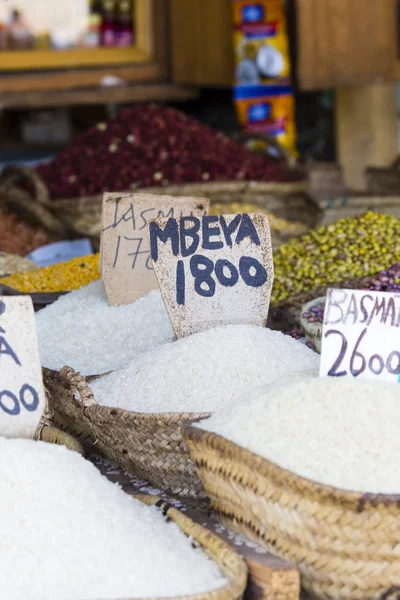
[101,0,117,47]
[82,14,101,47]
[116,0,134,47]
[0,21,7,50]
[8,9,33,50]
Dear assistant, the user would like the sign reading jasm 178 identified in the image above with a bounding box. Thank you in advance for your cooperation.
[150,213,274,338]
[101,192,209,306]
[320,288,400,382]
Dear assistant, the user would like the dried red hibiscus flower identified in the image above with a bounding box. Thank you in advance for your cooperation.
[36,104,302,201]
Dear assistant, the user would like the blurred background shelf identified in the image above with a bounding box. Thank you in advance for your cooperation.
[0,83,199,109]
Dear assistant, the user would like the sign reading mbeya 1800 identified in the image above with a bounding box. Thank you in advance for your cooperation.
[149,213,274,338]
[101,192,209,306]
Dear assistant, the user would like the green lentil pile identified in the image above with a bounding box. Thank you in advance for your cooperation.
[271,212,400,305]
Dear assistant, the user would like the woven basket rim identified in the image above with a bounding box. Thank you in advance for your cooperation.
[48,178,310,206]
[134,494,248,600]
[183,424,400,507]
[87,402,212,421]
[44,366,212,421]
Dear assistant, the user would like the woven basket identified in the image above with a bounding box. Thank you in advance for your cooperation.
[135,494,248,600]
[0,165,66,238]
[366,156,400,195]
[183,425,400,600]
[43,366,211,506]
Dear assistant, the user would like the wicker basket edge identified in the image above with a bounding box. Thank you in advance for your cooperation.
[182,425,400,511]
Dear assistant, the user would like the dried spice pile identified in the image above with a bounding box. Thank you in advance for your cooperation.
[0,254,100,293]
[36,104,302,200]
[272,212,400,305]
[0,202,50,256]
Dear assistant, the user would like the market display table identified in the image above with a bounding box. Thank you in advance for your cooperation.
[93,454,311,600]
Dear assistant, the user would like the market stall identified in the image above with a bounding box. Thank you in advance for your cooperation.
[2,2,400,597]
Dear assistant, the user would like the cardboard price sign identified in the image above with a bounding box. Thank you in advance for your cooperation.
[320,288,400,382]
[150,213,274,338]
[0,297,46,438]
[101,193,209,306]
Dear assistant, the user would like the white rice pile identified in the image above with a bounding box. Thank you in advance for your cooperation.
[0,438,226,600]
[36,280,174,375]
[201,376,400,494]
[91,325,318,413]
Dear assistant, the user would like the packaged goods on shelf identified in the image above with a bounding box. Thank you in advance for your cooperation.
[36,280,174,375]
[91,325,318,413]
[0,253,100,293]
[200,375,400,494]
[0,438,226,600]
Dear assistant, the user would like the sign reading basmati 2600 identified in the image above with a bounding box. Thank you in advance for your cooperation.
[0,297,46,438]
[320,288,400,383]
[150,213,274,338]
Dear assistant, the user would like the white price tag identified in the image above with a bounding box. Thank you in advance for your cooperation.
[100,192,209,306]
[320,288,400,382]
[150,213,274,338]
[0,297,46,438]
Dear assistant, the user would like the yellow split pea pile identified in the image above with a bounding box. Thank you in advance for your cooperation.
[0,254,100,293]
[271,212,400,304]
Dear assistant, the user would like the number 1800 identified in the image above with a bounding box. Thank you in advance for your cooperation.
[176,254,268,306]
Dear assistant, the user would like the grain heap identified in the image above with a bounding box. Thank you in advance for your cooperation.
[36,104,302,200]
[0,252,37,278]
[201,376,400,493]
[0,253,100,293]
[0,438,226,600]
[272,212,400,304]
[91,325,318,413]
[36,280,174,375]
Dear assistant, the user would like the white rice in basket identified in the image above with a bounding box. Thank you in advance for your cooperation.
[200,375,400,494]
[0,438,226,600]
[36,280,174,375]
[91,324,318,413]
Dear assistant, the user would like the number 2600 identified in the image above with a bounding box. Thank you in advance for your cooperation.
[325,328,400,377]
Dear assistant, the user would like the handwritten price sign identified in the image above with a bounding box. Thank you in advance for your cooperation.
[0,297,46,438]
[101,192,209,306]
[150,213,273,338]
[320,288,400,382]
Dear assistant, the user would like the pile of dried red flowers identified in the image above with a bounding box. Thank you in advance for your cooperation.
[36,104,302,200]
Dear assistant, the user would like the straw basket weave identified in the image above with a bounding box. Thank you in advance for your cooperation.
[135,494,248,600]
[366,156,400,195]
[43,366,210,506]
[183,425,400,600]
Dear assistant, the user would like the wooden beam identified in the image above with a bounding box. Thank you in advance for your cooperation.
[169,0,234,87]
[0,64,163,95]
[0,84,199,110]
[296,0,398,91]
[336,83,398,190]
